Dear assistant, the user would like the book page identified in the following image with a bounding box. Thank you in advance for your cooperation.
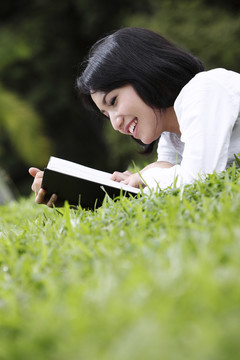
[47,157,140,194]
[47,156,111,180]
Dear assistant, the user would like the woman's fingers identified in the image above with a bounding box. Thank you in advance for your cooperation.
[121,173,145,188]
[35,188,46,204]
[29,167,41,178]
[123,170,132,176]
[111,171,132,182]
[35,188,58,207]
[30,171,44,194]
[46,193,58,208]
[111,170,145,188]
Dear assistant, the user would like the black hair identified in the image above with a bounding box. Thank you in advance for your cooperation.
[76,27,204,150]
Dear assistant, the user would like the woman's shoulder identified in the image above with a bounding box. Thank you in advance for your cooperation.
[193,68,240,84]
[175,68,240,108]
[185,68,240,91]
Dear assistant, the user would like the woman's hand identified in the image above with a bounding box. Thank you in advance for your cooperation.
[111,170,145,188]
[110,162,174,189]
[29,167,57,207]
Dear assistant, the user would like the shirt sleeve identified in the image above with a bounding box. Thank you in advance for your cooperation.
[142,73,240,192]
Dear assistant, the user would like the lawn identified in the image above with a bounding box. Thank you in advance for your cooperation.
[0,166,240,360]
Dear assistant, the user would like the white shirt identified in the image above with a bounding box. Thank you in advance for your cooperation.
[143,68,240,191]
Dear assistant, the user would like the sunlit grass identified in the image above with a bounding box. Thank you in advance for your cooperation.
[0,166,240,359]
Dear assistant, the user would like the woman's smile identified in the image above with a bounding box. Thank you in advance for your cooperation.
[127,118,138,136]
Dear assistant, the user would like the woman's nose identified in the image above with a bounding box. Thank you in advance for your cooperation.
[110,114,124,132]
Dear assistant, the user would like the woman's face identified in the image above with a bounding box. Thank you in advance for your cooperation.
[91,85,168,144]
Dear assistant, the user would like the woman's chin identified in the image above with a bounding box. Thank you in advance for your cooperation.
[141,136,156,145]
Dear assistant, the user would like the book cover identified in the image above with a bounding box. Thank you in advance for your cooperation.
[41,156,140,208]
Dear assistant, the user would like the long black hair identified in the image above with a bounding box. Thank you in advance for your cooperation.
[77,27,204,150]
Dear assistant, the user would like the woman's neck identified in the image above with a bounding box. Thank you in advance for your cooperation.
[162,107,181,135]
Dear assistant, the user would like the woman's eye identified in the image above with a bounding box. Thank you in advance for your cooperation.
[110,96,117,106]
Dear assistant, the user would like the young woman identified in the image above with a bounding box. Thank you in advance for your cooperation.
[30,27,240,206]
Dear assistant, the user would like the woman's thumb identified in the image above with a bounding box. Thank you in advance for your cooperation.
[29,167,41,178]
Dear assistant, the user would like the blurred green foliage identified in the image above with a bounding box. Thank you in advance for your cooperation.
[0,29,32,70]
[0,0,239,195]
[0,85,51,166]
[0,25,51,193]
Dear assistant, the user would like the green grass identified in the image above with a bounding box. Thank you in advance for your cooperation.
[1,166,240,360]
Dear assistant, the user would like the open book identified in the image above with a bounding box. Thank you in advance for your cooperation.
[42,156,140,208]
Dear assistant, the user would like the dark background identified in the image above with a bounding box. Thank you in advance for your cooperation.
[0,0,240,197]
